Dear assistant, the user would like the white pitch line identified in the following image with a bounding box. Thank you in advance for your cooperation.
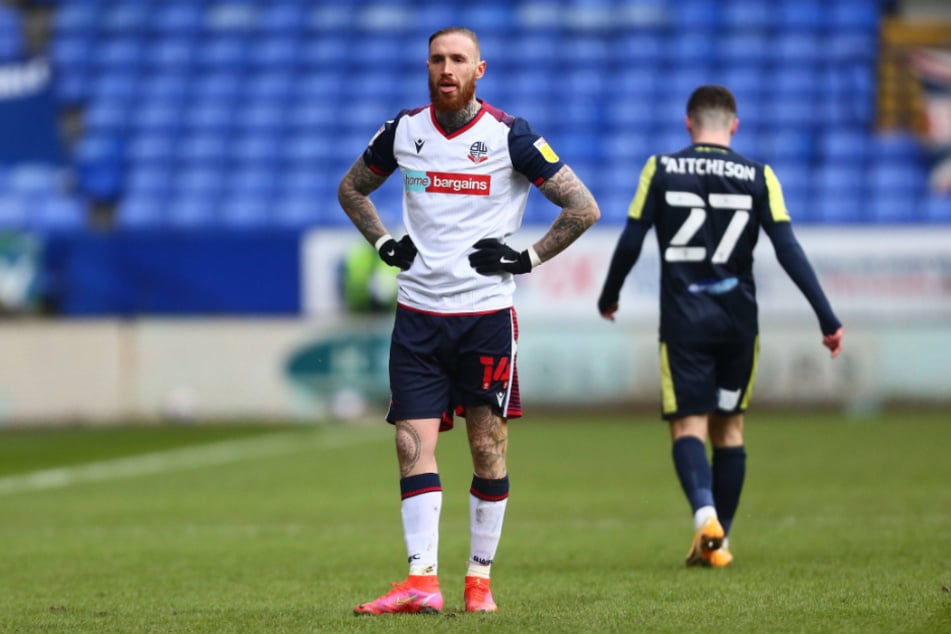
[0,428,387,496]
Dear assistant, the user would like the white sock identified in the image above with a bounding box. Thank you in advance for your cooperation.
[402,490,441,576]
[468,494,508,578]
[694,505,718,531]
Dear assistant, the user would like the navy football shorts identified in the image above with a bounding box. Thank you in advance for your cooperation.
[386,304,522,430]
[658,337,759,420]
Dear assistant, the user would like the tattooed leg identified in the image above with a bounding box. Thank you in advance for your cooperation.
[395,419,441,477]
[465,405,508,479]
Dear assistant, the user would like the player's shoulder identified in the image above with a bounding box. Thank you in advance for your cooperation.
[479,101,519,127]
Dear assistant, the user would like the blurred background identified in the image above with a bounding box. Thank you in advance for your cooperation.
[0,0,949,425]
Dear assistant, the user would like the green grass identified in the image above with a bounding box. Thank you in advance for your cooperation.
[1,410,949,633]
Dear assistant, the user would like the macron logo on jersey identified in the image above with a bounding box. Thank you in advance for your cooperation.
[404,170,491,195]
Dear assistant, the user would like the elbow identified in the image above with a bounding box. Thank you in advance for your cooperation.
[587,202,601,227]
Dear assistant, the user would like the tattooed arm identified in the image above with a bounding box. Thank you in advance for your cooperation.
[533,165,601,263]
[337,157,392,245]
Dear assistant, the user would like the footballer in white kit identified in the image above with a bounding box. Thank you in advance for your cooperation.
[339,26,600,617]
[364,100,565,315]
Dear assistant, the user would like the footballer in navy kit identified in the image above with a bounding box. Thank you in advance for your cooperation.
[598,85,843,570]
[338,26,600,615]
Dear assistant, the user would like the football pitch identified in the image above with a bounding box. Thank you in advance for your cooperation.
[1,409,948,633]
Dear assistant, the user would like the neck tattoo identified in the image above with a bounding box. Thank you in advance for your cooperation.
[435,101,481,133]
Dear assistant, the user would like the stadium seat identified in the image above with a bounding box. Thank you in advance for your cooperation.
[778,0,825,30]
[871,132,924,163]
[151,3,205,36]
[667,26,717,65]
[616,31,664,64]
[259,3,309,36]
[174,167,226,200]
[0,195,27,229]
[868,193,921,224]
[96,36,144,73]
[757,130,815,163]
[33,194,87,232]
[144,36,196,74]
[166,197,219,229]
[670,0,723,29]
[116,195,165,229]
[127,133,176,165]
[819,130,870,163]
[721,0,774,31]
[100,2,150,35]
[920,193,951,223]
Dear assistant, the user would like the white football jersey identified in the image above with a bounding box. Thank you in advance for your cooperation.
[364,100,564,314]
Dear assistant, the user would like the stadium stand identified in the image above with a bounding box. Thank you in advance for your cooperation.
[0,0,947,234]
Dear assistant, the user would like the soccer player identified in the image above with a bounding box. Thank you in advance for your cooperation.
[338,27,600,614]
[597,85,843,568]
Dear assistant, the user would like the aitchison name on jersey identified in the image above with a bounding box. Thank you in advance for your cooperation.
[660,155,756,181]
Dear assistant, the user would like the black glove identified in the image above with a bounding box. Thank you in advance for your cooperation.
[597,289,619,317]
[468,238,534,275]
[377,234,417,270]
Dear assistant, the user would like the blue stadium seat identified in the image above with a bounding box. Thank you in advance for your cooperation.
[144,36,196,73]
[0,194,27,229]
[183,100,236,134]
[272,195,320,230]
[667,27,717,65]
[133,101,182,134]
[616,31,664,65]
[125,165,173,200]
[236,101,287,133]
[757,130,815,163]
[721,0,774,31]
[33,194,87,232]
[815,194,865,224]
[166,197,219,229]
[151,3,205,36]
[868,193,921,224]
[819,130,870,163]
[195,36,249,71]
[175,167,225,200]
[101,2,150,35]
[96,36,144,72]
[286,102,336,132]
[772,67,817,98]
[871,132,924,163]
[828,0,881,32]
[138,73,191,106]
[177,133,230,165]
[50,34,92,76]
[89,71,139,107]
[244,71,296,103]
[774,32,822,65]
[718,33,771,65]
[920,193,951,223]
[116,195,165,229]
[670,0,723,29]
[259,3,309,37]
[0,7,23,61]
[284,132,336,166]
[205,1,260,35]
[227,165,280,200]
[83,99,130,133]
[192,71,243,103]
[867,162,927,198]
[127,132,176,165]
[218,197,272,229]
[249,37,302,70]
[460,5,516,33]
[299,37,350,68]
[231,133,283,164]
[52,1,98,36]
[778,0,825,31]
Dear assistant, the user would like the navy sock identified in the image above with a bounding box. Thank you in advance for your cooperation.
[712,445,747,536]
[672,436,715,512]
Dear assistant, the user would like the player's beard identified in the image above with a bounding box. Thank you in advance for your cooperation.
[429,75,476,113]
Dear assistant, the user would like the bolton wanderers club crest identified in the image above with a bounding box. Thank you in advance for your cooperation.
[468,141,488,163]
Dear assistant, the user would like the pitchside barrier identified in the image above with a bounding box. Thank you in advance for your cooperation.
[0,225,948,425]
